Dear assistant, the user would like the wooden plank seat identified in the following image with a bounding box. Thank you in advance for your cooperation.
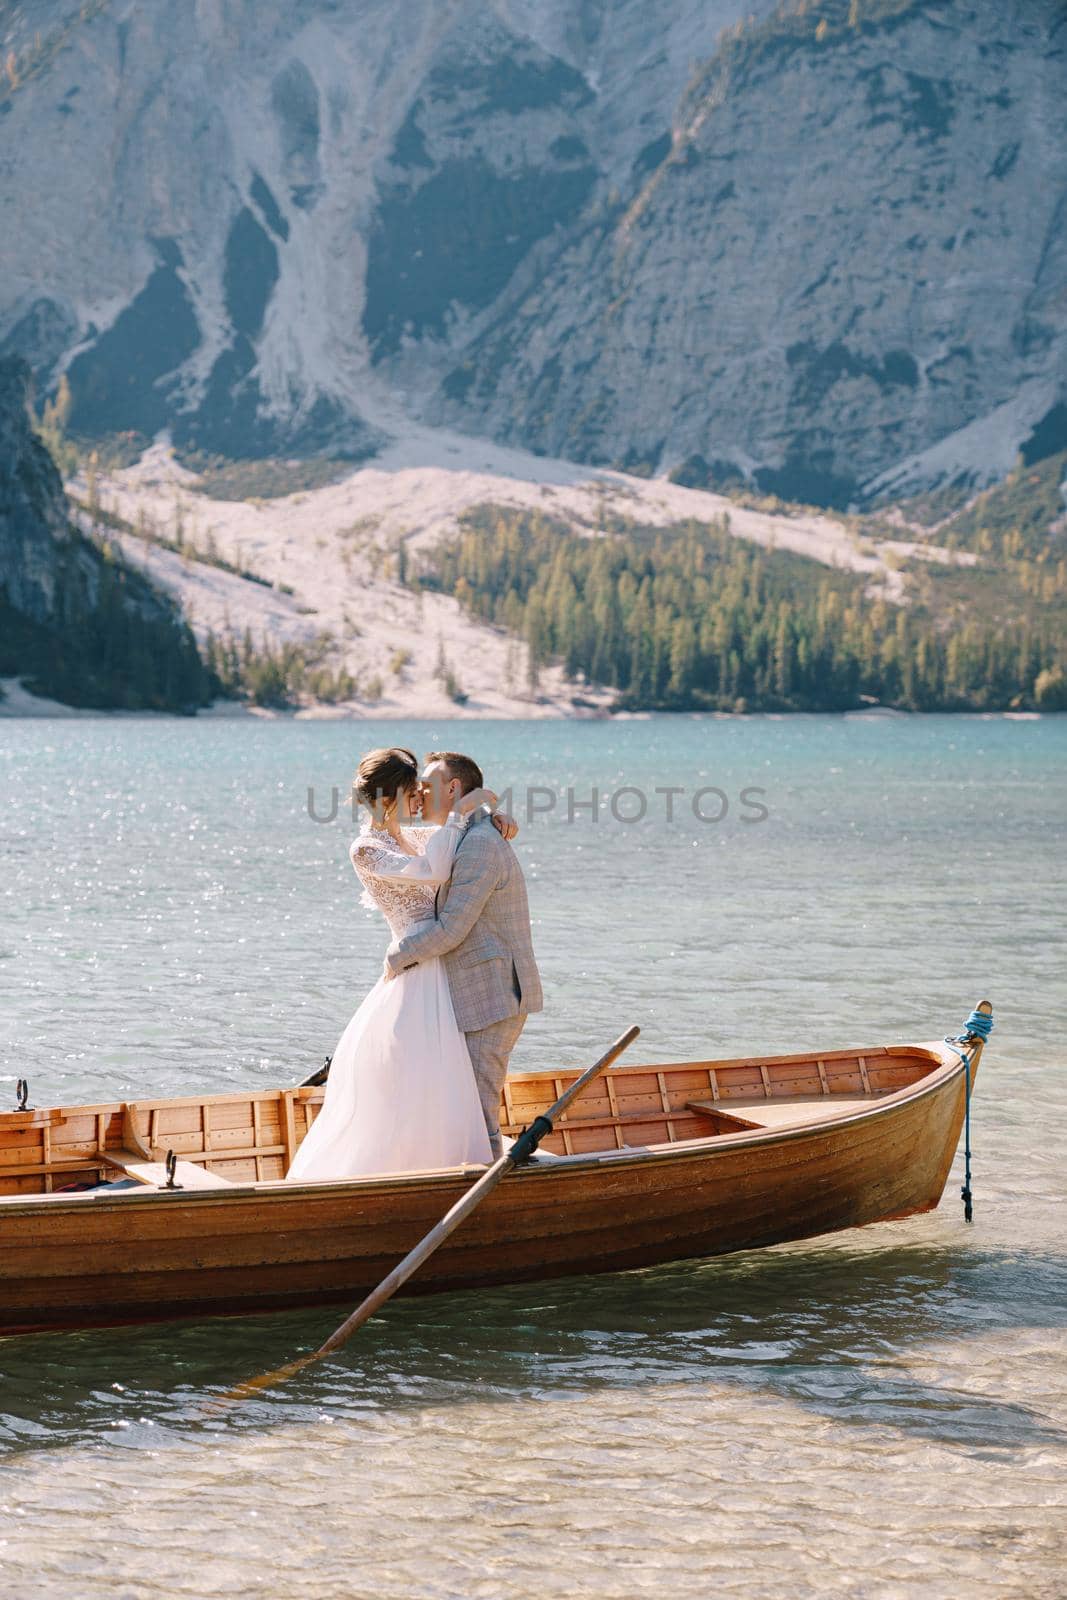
[99,1149,235,1190]
[685,1095,886,1129]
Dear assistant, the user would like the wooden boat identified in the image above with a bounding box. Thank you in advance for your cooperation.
[0,1006,991,1336]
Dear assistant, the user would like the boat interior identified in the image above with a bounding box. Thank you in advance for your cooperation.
[0,1044,946,1199]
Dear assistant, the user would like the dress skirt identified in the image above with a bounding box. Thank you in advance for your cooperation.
[286,957,493,1181]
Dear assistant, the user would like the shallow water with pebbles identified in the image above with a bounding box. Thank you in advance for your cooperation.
[0,713,1064,1599]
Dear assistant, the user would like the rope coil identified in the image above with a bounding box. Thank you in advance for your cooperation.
[960,1009,994,1043]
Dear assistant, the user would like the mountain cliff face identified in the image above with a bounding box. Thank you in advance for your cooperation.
[0,357,82,625]
[0,357,212,708]
[0,0,1064,502]
[431,0,1067,503]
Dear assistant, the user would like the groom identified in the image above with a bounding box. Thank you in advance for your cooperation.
[383,750,543,1158]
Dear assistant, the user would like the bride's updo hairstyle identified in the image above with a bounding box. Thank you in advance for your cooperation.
[354,746,419,815]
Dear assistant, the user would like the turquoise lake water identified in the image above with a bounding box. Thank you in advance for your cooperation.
[0,713,1064,1598]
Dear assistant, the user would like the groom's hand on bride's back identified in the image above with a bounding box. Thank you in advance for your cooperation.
[382,937,403,982]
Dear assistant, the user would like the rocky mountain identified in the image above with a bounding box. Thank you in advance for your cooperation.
[0,356,212,708]
[0,0,1064,505]
[435,1,1067,505]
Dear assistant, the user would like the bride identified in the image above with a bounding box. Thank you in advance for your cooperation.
[286,746,506,1182]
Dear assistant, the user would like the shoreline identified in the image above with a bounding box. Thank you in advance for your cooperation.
[0,676,615,722]
[0,678,1050,722]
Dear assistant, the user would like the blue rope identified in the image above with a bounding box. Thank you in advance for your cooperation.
[960,1045,975,1223]
[944,1008,993,1223]
[961,1009,994,1043]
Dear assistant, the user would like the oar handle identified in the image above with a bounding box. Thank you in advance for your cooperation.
[315,1023,640,1356]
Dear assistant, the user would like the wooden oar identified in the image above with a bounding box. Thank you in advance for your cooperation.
[298,1055,332,1088]
[217,1023,640,1406]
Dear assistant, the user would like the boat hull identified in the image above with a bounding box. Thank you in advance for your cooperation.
[0,1048,970,1335]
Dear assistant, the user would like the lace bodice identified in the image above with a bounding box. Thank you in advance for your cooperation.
[350,819,464,937]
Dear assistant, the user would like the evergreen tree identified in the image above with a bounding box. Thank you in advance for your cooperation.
[424,502,1063,713]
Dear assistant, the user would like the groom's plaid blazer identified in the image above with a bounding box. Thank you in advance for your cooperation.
[384,811,543,1034]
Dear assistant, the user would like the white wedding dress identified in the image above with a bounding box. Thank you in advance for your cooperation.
[285,817,493,1181]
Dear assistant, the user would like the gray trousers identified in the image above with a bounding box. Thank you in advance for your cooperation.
[465,1013,526,1159]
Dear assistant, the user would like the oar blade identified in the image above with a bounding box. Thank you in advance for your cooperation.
[203,1352,320,1417]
